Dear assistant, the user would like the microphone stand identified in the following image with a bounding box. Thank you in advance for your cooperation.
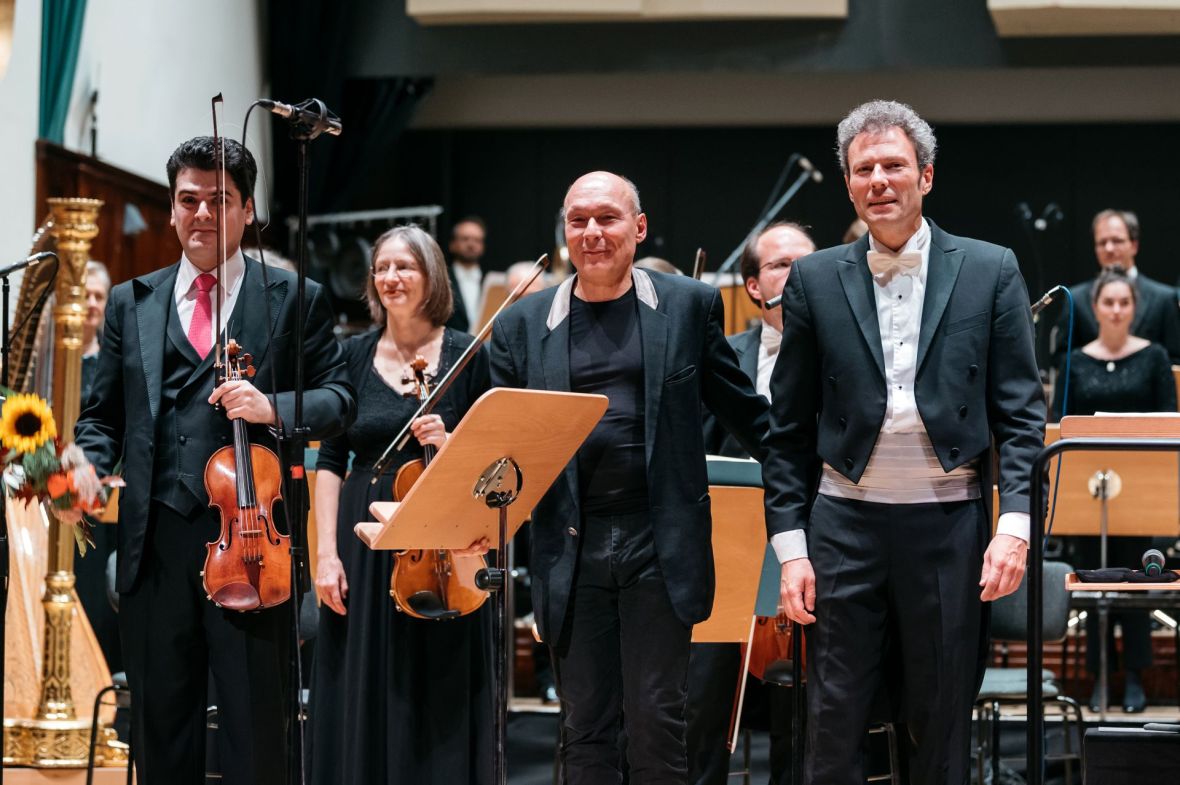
[716,167,815,277]
[280,108,338,785]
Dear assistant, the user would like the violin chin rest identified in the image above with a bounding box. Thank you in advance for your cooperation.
[408,591,460,621]
[211,582,261,612]
[761,659,797,688]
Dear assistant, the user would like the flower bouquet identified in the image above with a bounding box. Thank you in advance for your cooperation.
[0,391,116,554]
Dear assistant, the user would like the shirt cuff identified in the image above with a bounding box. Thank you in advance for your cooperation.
[770,530,808,564]
[996,511,1030,543]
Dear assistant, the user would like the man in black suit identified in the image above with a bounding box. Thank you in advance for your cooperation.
[445,215,487,333]
[1054,209,1180,365]
[490,171,768,785]
[72,137,355,785]
[764,101,1045,785]
[692,222,815,785]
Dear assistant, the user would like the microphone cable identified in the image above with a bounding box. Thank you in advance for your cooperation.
[1043,286,1074,553]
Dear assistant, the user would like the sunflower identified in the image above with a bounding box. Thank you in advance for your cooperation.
[0,393,57,454]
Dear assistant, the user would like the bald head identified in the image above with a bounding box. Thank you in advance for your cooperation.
[562,171,649,299]
[563,171,642,218]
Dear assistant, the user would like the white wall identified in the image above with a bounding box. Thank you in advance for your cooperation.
[0,0,41,272]
[61,0,271,215]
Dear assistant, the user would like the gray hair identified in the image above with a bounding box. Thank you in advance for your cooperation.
[836,100,937,175]
[365,224,453,327]
[85,260,111,292]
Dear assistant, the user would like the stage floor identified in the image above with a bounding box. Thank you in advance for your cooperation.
[3,768,131,785]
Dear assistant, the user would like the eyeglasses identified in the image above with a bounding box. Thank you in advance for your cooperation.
[759,260,793,273]
[372,263,421,279]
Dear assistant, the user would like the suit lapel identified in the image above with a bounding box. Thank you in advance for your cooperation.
[638,295,669,469]
[737,325,760,382]
[836,238,886,377]
[917,226,964,372]
[231,260,286,372]
[540,291,576,502]
[133,263,181,421]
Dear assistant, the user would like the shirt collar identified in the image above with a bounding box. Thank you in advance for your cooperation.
[545,267,659,331]
[176,248,246,299]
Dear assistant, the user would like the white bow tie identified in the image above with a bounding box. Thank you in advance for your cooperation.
[866,251,922,285]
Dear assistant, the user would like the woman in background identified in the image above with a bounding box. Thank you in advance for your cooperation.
[1053,264,1177,712]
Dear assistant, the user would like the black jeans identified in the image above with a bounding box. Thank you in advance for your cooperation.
[553,510,692,785]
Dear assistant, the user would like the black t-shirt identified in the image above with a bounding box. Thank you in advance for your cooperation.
[569,287,649,515]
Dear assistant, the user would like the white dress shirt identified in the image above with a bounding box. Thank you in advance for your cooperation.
[756,321,782,401]
[453,262,482,328]
[771,219,1029,564]
[174,249,246,350]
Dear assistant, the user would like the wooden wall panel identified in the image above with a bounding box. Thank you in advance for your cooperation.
[35,140,180,286]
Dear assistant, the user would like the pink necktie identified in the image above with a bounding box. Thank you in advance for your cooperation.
[187,273,217,359]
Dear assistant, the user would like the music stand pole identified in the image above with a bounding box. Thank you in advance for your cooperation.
[476,483,518,785]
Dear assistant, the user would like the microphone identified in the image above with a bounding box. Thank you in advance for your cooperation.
[765,293,783,310]
[258,98,342,137]
[798,156,823,183]
[1030,284,1064,316]
[1035,202,1063,231]
[0,251,56,277]
[1142,548,1166,577]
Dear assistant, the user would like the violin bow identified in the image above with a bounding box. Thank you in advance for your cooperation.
[210,93,226,377]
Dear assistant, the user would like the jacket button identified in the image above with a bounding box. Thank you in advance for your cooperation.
[179,435,188,444]
[950,447,960,459]
[567,527,578,537]
[968,364,978,378]
[958,405,968,419]
[843,457,854,470]
[838,416,847,429]
[828,376,837,387]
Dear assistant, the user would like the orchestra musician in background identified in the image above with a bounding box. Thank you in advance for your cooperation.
[70,136,355,785]
[1052,264,1177,713]
[764,100,1046,785]
[693,221,816,785]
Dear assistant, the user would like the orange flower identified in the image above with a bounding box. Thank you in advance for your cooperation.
[46,472,70,500]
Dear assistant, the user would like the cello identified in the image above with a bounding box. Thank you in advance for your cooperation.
[202,339,292,611]
[388,355,488,620]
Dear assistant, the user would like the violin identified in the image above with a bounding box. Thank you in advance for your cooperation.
[388,356,488,620]
[726,611,805,752]
[202,340,291,611]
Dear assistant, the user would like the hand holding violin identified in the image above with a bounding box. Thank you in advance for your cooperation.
[409,414,447,449]
[208,380,276,424]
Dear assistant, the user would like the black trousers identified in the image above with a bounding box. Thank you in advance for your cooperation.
[805,495,987,785]
[553,510,692,785]
[119,503,289,785]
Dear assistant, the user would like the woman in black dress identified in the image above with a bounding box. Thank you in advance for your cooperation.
[310,225,492,784]
[1052,265,1177,712]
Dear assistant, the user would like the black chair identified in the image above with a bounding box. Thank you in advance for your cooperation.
[974,561,1084,785]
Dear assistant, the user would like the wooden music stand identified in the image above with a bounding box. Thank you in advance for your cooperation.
[1052,414,1180,719]
[356,388,606,785]
[692,478,766,643]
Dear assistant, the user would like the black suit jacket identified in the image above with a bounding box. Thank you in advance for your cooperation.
[75,258,356,592]
[490,269,769,645]
[445,262,478,334]
[702,324,762,459]
[1053,272,1180,365]
[763,222,1046,540]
